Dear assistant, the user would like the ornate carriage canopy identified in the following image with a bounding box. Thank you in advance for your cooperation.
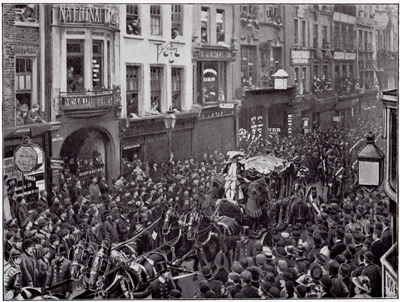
[241,155,292,176]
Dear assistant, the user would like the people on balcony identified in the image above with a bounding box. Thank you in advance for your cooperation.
[25,104,47,124]
[68,75,85,93]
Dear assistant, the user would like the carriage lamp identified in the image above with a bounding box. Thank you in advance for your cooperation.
[356,132,385,190]
[164,108,176,157]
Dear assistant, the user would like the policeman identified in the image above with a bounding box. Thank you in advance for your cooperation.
[4,249,22,299]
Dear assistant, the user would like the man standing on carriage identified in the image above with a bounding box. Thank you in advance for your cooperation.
[223,151,246,203]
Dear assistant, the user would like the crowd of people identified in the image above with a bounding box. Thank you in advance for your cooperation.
[4,116,394,299]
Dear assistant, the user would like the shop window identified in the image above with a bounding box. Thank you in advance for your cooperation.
[171,68,182,111]
[389,109,397,190]
[301,20,307,48]
[216,9,225,43]
[302,67,307,94]
[150,5,162,36]
[201,7,209,43]
[171,5,183,39]
[67,40,85,92]
[241,46,256,88]
[342,64,347,77]
[150,67,162,113]
[349,64,354,77]
[92,41,103,90]
[197,61,226,104]
[15,4,39,24]
[126,4,141,35]
[126,66,139,117]
[294,19,299,46]
[313,24,318,48]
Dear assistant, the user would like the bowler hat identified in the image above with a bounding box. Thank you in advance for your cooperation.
[276,247,287,258]
[310,264,323,280]
[319,275,332,290]
[268,287,281,298]
[254,241,263,253]
[168,289,182,298]
[364,251,374,264]
[329,260,340,276]
[228,272,241,283]
[13,233,23,242]
[10,248,22,259]
[231,261,244,274]
[277,259,288,272]
[36,218,47,228]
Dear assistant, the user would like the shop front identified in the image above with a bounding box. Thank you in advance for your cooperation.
[49,4,122,184]
[240,87,295,141]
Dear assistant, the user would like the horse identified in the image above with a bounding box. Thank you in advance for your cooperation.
[70,238,98,284]
[85,242,168,299]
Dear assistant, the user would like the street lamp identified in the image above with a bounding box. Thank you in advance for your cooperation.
[356,132,385,191]
[164,108,176,156]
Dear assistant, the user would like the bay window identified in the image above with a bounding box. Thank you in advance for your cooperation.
[92,41,103,90]
[67,40,85,92]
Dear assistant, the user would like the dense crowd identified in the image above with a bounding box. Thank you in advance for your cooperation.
[4,116,393,299]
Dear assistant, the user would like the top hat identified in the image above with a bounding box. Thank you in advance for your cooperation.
[55,244,66,256]
[156,261,168,274]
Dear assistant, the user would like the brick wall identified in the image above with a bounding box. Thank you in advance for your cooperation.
[2,4,40,128]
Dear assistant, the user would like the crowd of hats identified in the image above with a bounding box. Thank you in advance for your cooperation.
[4,116,388,299]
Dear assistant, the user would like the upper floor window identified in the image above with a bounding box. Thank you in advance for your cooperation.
[67,40,85,92]
[216,9,225,43]
[126,65,140,117]
[150,5,162,36]
[241,46,257,88]
[301,20,307,48]
[127,5,141,35]
[294,19,299,46]
[15,4,39,24]
[15,58,33,125]
[322,26,328,49]
[313,24,318,48]
[92,41,103,90]
[171,5,183,39]
[150,67,162,113]
[171,68,182,111]
[260,43,271,87]
[201,7,209,43]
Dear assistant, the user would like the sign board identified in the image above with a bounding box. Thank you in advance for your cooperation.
[219,103,235,109]
[198,49,231,59]
[50,158,64,170]
[291,50,310,65]
[333,116,342,122]
[333,51,356,61]
[200,108,235,119]
[268,128,281,133]
[58,5,119,27]
[14,145,43,172]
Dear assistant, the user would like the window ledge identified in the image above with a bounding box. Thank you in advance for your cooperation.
[170,39,186,45]
[148,38,166,43]
[15,21,39,27]
[124,35,144,40]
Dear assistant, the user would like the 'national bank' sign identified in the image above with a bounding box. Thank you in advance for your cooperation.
[58,5,119,27]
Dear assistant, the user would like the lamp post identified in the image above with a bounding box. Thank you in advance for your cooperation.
[356,132,385,192]
[164,108,176,157]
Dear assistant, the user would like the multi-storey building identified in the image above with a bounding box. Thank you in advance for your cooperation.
[375,5,398,91]
[236,4,295,141]
[48,4,122,186]
[3,4,60,200]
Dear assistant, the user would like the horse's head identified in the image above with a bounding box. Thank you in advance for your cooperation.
[89,245,109,291]
[71,240,92,280]
[162,208,177,235]
[186,210,201,240]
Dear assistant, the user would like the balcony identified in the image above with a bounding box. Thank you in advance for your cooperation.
[59,87,121,118]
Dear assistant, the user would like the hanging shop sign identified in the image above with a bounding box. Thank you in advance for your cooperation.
[13,138,44,173]
[58,5,119,27]
[219,103,235,109]
[200,108,235,119]
[291,50,310,65]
